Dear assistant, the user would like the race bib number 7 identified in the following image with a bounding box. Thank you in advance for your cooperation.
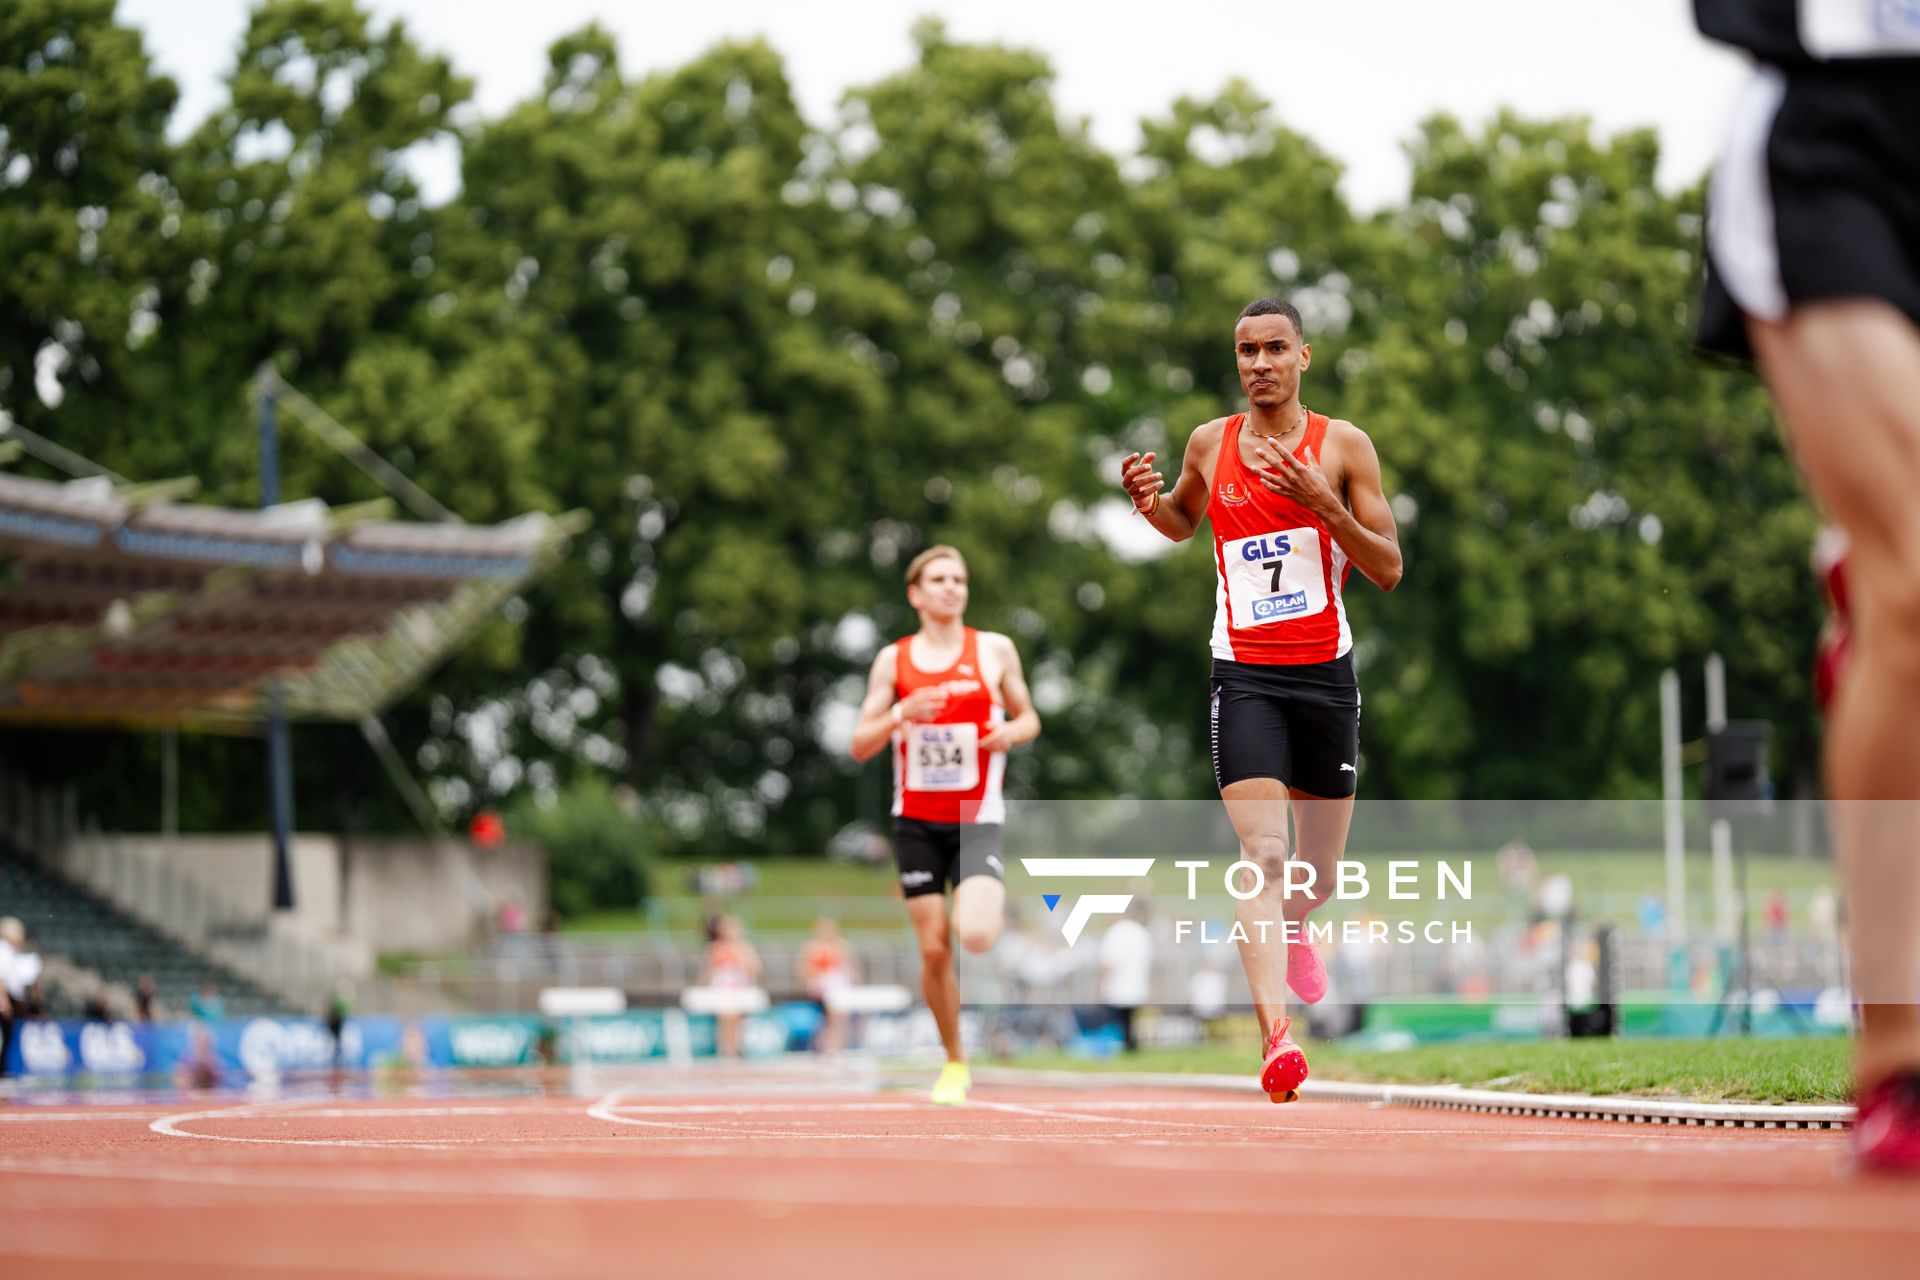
[1223,527,1328,628]
[906,722,980,791]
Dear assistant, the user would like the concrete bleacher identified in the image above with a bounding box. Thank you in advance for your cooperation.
[0,839,283,1019]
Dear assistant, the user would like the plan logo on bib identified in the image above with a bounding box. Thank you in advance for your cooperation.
[1252,590,1310,620]
[1020,857,1156,945]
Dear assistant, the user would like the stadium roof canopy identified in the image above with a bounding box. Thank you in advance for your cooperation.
[0,469,580,730]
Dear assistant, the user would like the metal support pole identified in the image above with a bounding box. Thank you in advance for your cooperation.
[259,364,296,912]
[1660,668,1687,948]
[162,727,178,838]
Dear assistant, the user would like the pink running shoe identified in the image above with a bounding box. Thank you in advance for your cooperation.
[1287,935,1328,1005]
[1260,1016,1309,1104]
[1855,1071,1920,1174]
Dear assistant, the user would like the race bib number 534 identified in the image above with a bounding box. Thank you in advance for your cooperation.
[906,723,980,791]
[1224,527,1328,628]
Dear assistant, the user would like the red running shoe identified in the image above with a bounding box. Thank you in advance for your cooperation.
[1260,1016,1309,1104]
[1855,1071,1920,1174]
[1811,527,1851,714]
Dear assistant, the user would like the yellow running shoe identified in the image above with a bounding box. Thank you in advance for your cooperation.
[930,1061,971,1106]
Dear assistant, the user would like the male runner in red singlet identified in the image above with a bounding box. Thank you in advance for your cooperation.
[1118,298,1402,1101]
[850,546,1041,1105]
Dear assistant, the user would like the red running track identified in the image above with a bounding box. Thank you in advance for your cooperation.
[0,1077,1909,1279]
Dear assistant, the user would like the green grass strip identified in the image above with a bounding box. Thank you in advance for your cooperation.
[994,1036,1854,1104]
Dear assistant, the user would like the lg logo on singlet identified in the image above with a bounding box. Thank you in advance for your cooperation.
[1019,857,1156,946]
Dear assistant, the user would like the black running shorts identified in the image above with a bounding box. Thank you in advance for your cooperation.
[892,818,1005,899]
[1210,655,1361,798]
[1699,63,1920,358]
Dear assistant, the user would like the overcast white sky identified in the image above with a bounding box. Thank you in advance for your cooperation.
[119,0,1754,211]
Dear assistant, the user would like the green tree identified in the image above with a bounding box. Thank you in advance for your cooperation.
[0,0,183,451]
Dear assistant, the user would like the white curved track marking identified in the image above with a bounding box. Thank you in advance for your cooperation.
[152,1099,587,1150]
[583,1086,1205,1141]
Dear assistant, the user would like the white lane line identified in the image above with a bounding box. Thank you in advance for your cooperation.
[971,1098,1243,1131]
[1,1151,1910,1236]
[0,1135,1850,1190]
[598,1101,923,1115]
[192,1106,546,1120]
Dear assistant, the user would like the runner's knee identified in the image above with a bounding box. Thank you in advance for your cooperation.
[957,921,1001,955]
[918,937,954,973]
[1238,834,1290,881]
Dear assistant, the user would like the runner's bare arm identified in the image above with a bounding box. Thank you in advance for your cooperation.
[978,633,1041,753]
[1260,422,1401,591]
[1119,422,1216,543]
[850,646,901,762]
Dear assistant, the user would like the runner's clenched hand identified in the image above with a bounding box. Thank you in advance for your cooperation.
[1120,452,1164,511]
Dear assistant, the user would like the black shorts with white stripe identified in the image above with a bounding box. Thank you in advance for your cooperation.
[1209,655,1361,798]
[1698,61,1920,359]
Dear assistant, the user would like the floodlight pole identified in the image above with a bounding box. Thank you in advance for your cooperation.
[258,364,296,912]
[1659,669,1686,950]
[1706,654,1734,945]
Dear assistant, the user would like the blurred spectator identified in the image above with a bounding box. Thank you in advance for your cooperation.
[187,981,224,1087]
[1636,892,1668,941]
[1809,885,1839,940]
[1497,837,1539,896]
[1188,960,1229,1037]
[135,973,157,1022]
[704,917,762,1059]
[189,982,224,1023]
[690,861,760,900]
[1098,902,1154,1053]
[1765,891,1791,946]
[0,916,22,1077]
[1566,930,1617,1038]
[1533,872,1574,925]
[326,986,352,1072]
[0,917,40,1015]
[83,991,111,1023]
[497,898,528,934]
[797,918,858,1054]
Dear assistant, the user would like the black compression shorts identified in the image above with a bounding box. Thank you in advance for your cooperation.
[1210,655,1361,798]
[892,818,1005,899]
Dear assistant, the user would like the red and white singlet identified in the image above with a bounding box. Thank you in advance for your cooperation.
[1207,412,1352,665]
[891,627,1006,824]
